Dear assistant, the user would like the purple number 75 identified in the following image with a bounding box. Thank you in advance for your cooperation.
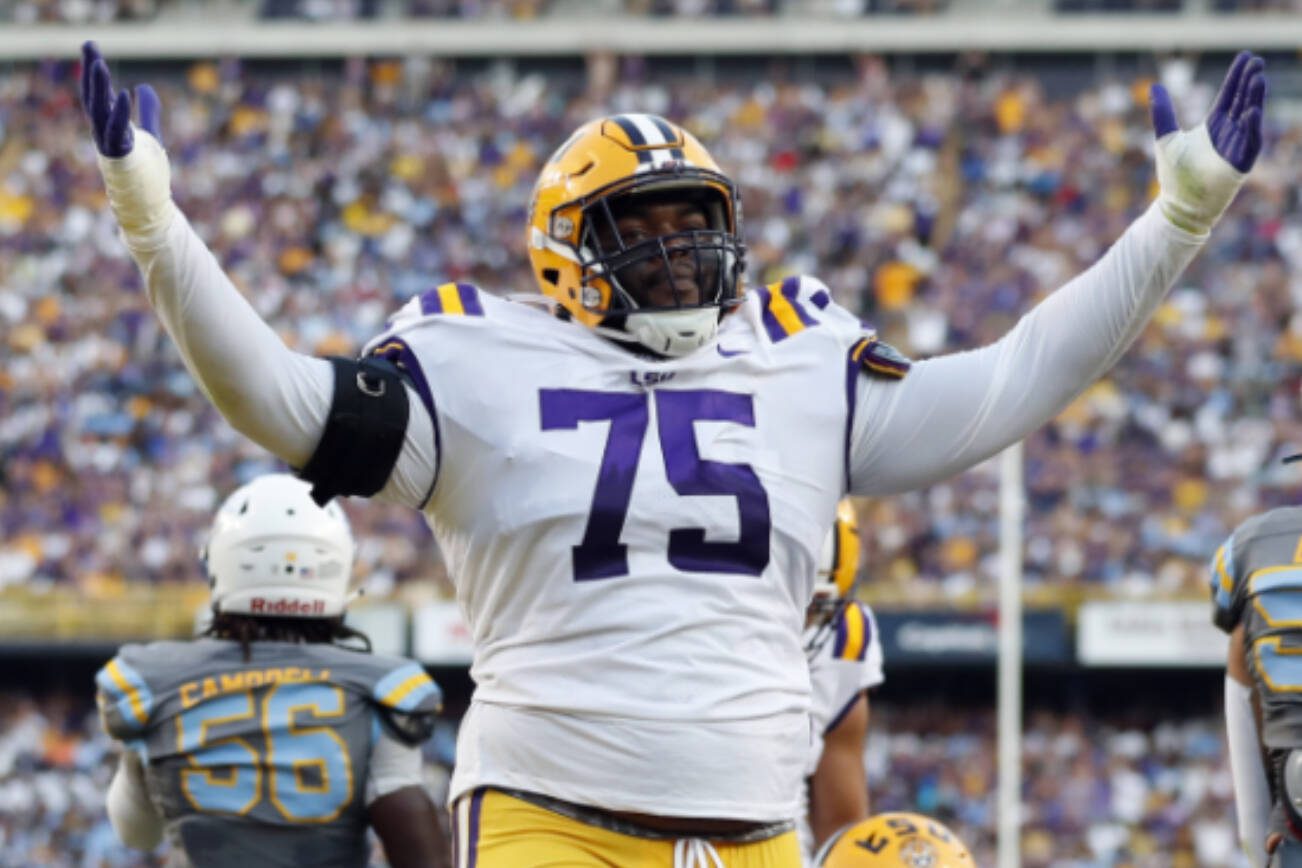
[540,388,772,581]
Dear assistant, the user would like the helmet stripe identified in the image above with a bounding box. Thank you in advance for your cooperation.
[611,115,652,164]
[648,116,686,160]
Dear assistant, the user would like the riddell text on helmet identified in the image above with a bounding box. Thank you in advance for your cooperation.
[249,597,326,615]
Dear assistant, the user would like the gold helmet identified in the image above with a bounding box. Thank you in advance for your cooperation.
[806,499,862,658]
[816,813,974,868]
[526,113,746,357]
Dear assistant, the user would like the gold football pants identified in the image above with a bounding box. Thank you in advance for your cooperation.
[451,788,801,868]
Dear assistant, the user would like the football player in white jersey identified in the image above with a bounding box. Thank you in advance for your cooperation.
[801,501,883,862]
[80,40,1265,866]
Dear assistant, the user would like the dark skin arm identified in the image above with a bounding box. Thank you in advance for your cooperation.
[808,692,870,851]
[369,785,451,868]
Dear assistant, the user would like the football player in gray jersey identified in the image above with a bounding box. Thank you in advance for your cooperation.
[1213,505,1302,868]
[95,474,449,868]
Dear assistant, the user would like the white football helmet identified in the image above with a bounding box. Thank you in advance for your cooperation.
[204,474,357,618]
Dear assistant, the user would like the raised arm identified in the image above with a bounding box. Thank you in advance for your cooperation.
[849,52,1265,496]
[80,42,433,506]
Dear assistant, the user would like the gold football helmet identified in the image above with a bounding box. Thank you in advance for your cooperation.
[816,813,974,867]
[806,499,863,658]
[526,113,746,357]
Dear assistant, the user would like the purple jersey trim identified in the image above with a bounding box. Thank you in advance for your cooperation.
[368,337,442,507]
[824,689,866,735]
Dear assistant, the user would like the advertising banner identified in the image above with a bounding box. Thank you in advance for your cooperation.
[874,609,1070,666]
[413,600,475,666]
[1077,600,1226,667]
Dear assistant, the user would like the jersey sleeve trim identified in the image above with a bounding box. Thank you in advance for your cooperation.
[419,282,485,317]
[1212,538,1235,607]
[842,342,860,494]
[833,602,872,662]
[368,337,442,507]
[756,277,819,343]
[96,658,153,731]
[824,690,865,735]
[851,336,911,380]
[373,662,442,713]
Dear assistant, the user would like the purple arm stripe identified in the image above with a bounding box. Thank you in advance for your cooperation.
[456,283,485,316]
[779,277,818,328]
[419,289,444,315]
[842,343,859,493]
[858,603,873,661]
[832,611,849,658]
[369,338,442,506]
[824,690,866,735]
[755,287,788,343]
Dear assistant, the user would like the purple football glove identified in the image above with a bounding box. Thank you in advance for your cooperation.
[1150,50,1265,173]
[1148,51,1266,234]
[80,40,163,157]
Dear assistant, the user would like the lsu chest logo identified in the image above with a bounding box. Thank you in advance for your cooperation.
[628,370,676,387]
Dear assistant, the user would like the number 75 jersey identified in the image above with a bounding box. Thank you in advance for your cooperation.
[1212,505,1302,750]
[367,276,908,817]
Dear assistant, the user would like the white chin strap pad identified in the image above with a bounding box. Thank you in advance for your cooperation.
[624,309,719,357]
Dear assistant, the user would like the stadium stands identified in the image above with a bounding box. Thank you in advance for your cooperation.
[2,53,1295,605]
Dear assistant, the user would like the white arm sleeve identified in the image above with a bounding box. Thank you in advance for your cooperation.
[106,752,164,851]
[1226,675,1272,868]
[365,729,427,806]
[848,202,1204,494]
[114,203,436,507]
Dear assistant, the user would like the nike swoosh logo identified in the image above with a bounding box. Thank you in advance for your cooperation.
[716,346,748,358]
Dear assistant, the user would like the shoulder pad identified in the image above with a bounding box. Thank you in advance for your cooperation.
[754,276,831,344]
[850,335,911,381]
[371,660,442,716]
[831,601,874,662]
[95,648,155,738]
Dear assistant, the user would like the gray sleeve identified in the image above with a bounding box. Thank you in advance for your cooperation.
[847,202,1205,495]
[121,214,435,507]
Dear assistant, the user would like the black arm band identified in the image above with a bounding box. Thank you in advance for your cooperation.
[299,356,410,506]
[374,705,438,747]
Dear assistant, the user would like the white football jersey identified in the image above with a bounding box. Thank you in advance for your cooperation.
[364,275,896,820]
[798,600,884,859]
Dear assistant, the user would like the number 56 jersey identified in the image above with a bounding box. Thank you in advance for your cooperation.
[95,639,441,867]
[1212,505,1302,749]
[366,275,908,821]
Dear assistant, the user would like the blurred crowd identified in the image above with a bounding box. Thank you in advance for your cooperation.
[0,0,942,23]
[0,689,1243,866]
[7,0,1297,22]
[871,703,1244,867]
[1,52,1300,604]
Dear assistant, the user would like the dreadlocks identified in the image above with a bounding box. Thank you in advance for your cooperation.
[204,612,372,662]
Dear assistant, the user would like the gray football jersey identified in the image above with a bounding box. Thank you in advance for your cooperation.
[95,638,440,868]
[1212,506,1302,748]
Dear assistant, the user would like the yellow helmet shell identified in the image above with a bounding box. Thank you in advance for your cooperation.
[526,114,742,328]
[822,499,862,598]
[817,813,974,868]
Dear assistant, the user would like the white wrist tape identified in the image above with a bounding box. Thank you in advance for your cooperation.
[1154,123,1248,237]
[96,126,178,243]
